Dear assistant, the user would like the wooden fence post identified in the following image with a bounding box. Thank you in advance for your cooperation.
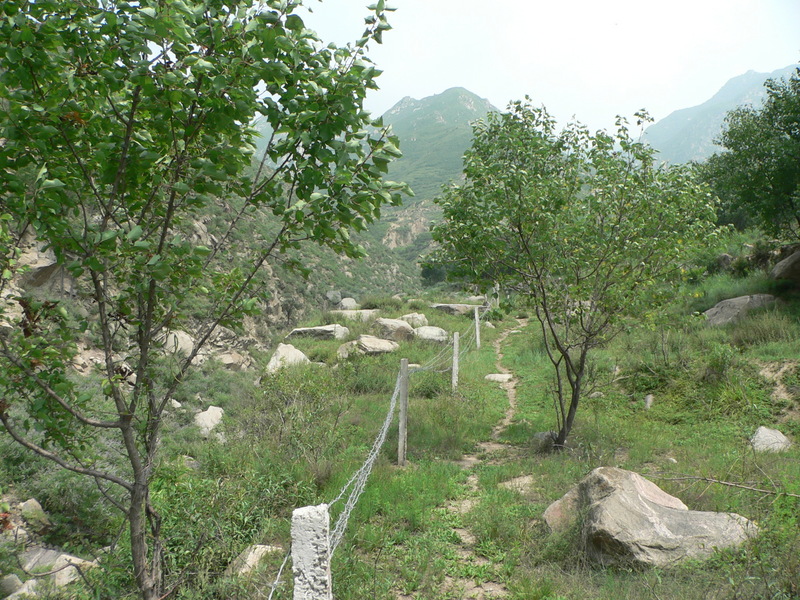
[474,306,481,350]
[397,358,409,466]
[291,504,333,600]
[451,331,459,391]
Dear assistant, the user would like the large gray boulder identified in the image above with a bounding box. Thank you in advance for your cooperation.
[413,326,449,344]
[286,324,350,341]
[770,250,800,284]
[266,343,310,373]
[544,467,756,568]
[194,406,224,438]
[337,335,399,360]
[430,303,480,316]
[750,426,792,452]
[373,318,414,342]
[337,297,359,310]
[703,294,776,326]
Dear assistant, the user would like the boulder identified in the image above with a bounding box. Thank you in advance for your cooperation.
[325,290,342,305]
[0,575,22,597]
[373,318,414,342]
[6,579,39,599]
[224,544,283,576]
[51,554,95,587]
[750,426,792,452]
[703,294,776,326]
[485,373,513,383]
[716,253,734,270]
[215,351,250,372]
[19,499,50,533]
[337,297,359,310]
[430,303,480,316]
[16,231,75,296]
[194,406,224,438]
[531,431,557,454]
[286,324,350,341]
[337,335,399,360]
[413,326,449,344]
[544,467,756,567]
[770,250,800,284]
[329,309,380,323]
[400,312,428,328]
[160,330,195,356]
[265,343,310,373]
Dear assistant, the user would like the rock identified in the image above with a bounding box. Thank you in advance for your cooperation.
[337,297,358,310]
[328,309,380,322]
[400,312,428,328]
[485,322,496,329]
[716,253,734,270]
[6,579,39,599]
[19,499,49,533]
[430,303,480,316]
[51,554,95,587]
[750,426,792,452]
[215,351,250,371]
[413,326,449,344]
[703,294,776,326]
[465,295,486,304]
[224,544,283,576]
[544,467,757,567]
[337,335,399,360]
[531,431,557,454]
[160,330,195,356]
[0,574,22,597]
[485,373,513,383]
[16,230,75,296]
[588,392,605,399]
[170,399,182,409]
[194,406,224,438]
[286,324,350,341]
[21,547,62,572]
[265,344,310,373]
[373,318,414,342]
[770,250,800,284]
[644,394,654,410]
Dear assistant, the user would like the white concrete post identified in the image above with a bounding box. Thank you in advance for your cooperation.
[291,504,333,600]
[451,331,460,391]
[474,306,481,350]
[397,359,409,466]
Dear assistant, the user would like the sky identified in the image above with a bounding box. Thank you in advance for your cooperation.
[299,0,800,132]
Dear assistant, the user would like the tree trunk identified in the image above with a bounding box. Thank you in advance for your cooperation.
[130,482,159,600]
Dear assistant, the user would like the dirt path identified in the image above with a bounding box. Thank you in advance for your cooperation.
[434,319,529,600]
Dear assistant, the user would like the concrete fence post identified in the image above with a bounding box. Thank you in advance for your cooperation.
[474,306,481,350]
[291,504,333,600]
[451,331,460,391]
[397,359,409,466]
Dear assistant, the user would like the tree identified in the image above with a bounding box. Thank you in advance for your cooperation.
[0,1,406,598]
[431,100,716,448]
[702,68,800,237]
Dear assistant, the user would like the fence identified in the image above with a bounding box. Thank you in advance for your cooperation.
[267,305,491,599]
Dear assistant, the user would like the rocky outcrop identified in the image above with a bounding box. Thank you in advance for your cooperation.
[265,343,310,373]
[286,324,350,341]
[703,294,776,326]
[750,426,792,452]
[544,467,756,567]
[337,335,399,360]
[373,318,414,342]
[413,326,449,343]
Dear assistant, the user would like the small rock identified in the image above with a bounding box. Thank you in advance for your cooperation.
[325,290,342,305]
[337,335,399,360]
[531,431,557,454]
[265,343,310,373]
[224,544,283,576]
[19,499,50,533]
[194,406,224,438]
[644,394,654,410]
[400,312,428,328]
[750,426,792,453]
[485,373,512,383]
[373,318,414,342]
[337,297,358,310]
[485,322,495,329]
[413,326,449,344]
[169,399,182,409]
[589,391,605,399]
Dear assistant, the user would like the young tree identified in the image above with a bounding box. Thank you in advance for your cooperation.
[702,68,800,237]
[0,1,406,598]
[431,100,716,448]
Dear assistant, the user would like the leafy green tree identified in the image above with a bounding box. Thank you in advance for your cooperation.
[431,101,716,447]
[702,68,800,237]
[0,0,405,598]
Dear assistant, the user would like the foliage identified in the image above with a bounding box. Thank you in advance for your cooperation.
[0,1,406,598]
[431,100,717,445]
[702,68,800,237]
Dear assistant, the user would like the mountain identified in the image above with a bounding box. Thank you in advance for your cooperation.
[382,87,498,202]
[644,64,799,164]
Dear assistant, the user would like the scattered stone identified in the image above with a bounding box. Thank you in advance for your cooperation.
[325,290,342,305]
[0,574,22,597]
[329,309,380,322]
[430,303,480,316]
[51,554,95,587]
[225,544,283,576]
[19,499,50,534]
[589,391,605,399]
[750,426,792,453]
[644,394,654,410]
[770,250,800,284]
[21,547,62,572]
[703,294,776,326]
[485,322,496,329]
[485,373,513,383]
[265,343,310,373]
[400,312,428,328]
[337,335,399,360]
[286,324,350,341]
[194,406,224,438]
[336,297,358,310]
[170,399,182,409]
[413,326,449,343]
[216,351,250,371]
[544,467,757,567]
[373,318,414,342]
[531,431,557,454]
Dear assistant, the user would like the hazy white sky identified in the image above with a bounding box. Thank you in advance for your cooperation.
[300,0,800,132]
